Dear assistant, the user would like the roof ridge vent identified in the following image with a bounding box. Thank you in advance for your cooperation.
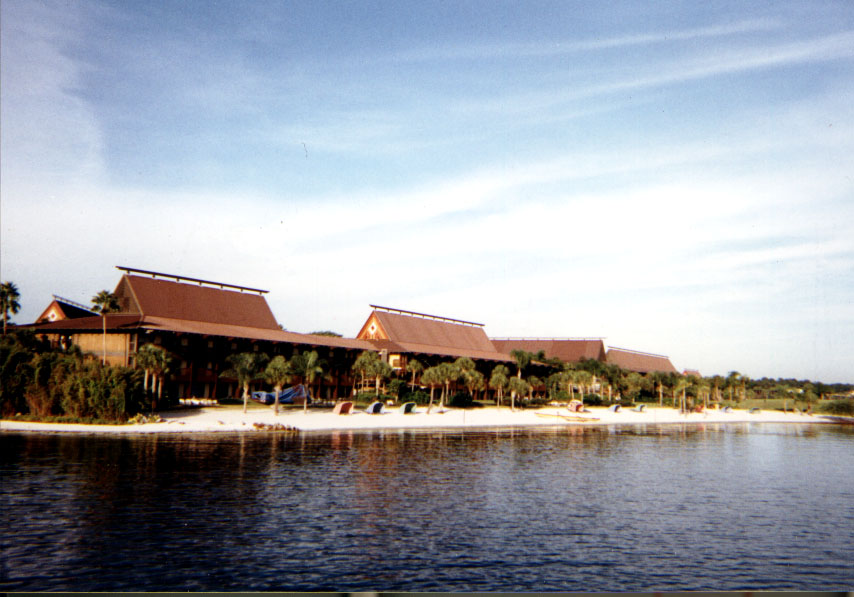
[608,346,670,359]
[370,305,484,328]
[117,266,268,294]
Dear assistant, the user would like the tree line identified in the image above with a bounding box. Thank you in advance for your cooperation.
[1,281,851,421]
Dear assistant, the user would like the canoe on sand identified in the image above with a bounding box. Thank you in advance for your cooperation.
[536,412,600,422]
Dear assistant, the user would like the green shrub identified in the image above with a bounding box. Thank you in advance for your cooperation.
[816,399,854,416]
[449,392,473,407]
[583,393,605,406]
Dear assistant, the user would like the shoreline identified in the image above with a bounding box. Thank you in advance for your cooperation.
[0,403,832,435]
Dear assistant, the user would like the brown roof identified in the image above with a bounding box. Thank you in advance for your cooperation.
[115,275,279,330]
[357,308,511,362]
[606,347,678,374]
[490,338,606,363]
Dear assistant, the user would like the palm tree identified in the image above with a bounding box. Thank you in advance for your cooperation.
[406,358,424,393]
[0,281,21,336]
[352,350,390,396]
[454,357,479,398]
[265,355,293,415]
[221,352,269,413]
[574,370,593,404]
[290,350,326,412]
[91,290,120,364]
[490,364,510,407]
[726,371,741,402]
[673,377,690,412]
[436,361,460,409]
[421,365,441,412]
[135,343,163,395]
[151,347,171,410]
[510,349,532,380]
[507,377,529,411]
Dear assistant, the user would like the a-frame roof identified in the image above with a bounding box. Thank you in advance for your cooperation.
[490,338,606,363]
[114,274,280,330]
[36,296,96,323]
[606,347,678,374]
[357,306,511,362]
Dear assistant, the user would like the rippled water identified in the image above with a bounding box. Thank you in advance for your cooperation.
[2,423,853,591]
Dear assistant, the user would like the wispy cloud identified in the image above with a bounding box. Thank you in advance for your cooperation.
[394,18,782,61]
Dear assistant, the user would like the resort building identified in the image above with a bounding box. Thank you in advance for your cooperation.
[25,265,685,401]
[27,267,512,401]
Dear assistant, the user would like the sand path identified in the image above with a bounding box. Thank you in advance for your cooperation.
[0,402,827,435]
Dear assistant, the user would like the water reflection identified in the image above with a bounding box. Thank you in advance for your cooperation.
[2,424,853,591]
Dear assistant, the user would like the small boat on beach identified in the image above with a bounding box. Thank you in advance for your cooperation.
[251,384,311,406]
[536,412,600,422]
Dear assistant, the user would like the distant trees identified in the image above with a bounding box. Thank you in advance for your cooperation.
[1,281,21,336]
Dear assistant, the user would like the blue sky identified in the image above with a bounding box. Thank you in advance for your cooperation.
[2,0,853,383]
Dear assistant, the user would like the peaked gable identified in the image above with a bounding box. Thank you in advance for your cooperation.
[36,297,96,323]
[115,275,280,330]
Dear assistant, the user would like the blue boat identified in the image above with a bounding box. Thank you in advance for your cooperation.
[251,384,311,406]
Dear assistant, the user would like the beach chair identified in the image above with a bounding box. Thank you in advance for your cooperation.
[749,407,760,414]
[608,404,622,413]
[399,402,416,414]
[631,404,645,412]
[366,401,385,414]
[332,401,353,415]
[722,406,733,413]
[567,400,584,413]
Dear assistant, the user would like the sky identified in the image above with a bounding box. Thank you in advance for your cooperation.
[1,1,853,383]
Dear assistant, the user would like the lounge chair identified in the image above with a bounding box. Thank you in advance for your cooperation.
[399,402,416,414]
[749,407,760,414]
[332,401,353,415]
[722,406,733,413]
[608,404,622,413]
[366,401,385,414]
[567,400,584,413]
[631,404,645,412]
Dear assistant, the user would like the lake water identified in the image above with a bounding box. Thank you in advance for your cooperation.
[2,422,853,591]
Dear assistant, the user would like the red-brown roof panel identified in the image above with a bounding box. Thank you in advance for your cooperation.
[490,339,606,363]
[606,347,678,374]
[118,275,280,330]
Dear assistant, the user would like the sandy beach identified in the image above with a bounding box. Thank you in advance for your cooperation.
[0,402,828,435]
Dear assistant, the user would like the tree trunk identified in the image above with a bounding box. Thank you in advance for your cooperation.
[274,384,282,415]
[242,382,249,413]
[102,315,107,364]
